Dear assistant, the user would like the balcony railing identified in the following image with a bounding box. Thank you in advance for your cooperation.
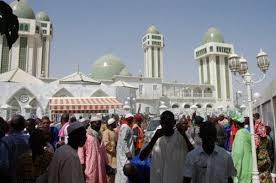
[193,93,202,98]
[204,93,213,98]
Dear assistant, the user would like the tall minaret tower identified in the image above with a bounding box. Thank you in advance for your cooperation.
[36,11,53,78]
[194,27,234,107]
[142,25,164,79]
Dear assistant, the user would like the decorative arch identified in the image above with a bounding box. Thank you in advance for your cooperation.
[29,98,44,117]
[6,87,37,104]
[196,104,202,108]
[172,103,180,108]
[91,89,109,97]
[205,103,213,108]
[52,88,74,97]
[7,98,21,116]
[193,87,202,97]
[183,104,191,109]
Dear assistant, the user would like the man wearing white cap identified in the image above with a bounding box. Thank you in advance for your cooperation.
[102,118,117,183]
[48,122,87,183]
[115,114,135,183]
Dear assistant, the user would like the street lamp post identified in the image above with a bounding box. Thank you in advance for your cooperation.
[228,49,270,183]
[127,97,136,114]
[190,104,198,114]
[235,90,243,108]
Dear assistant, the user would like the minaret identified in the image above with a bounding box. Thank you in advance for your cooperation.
[142,25,164,79]
[194,27,234,107]
[36,11,53,78]
[0,1,53,78]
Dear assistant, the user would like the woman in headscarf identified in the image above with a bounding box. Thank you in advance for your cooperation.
[254,113,272,183]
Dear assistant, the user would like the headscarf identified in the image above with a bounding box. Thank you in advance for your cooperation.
[231,111,244,124]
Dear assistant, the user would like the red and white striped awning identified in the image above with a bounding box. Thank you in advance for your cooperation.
[49,97,122,113]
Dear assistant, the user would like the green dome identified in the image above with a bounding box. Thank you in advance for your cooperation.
[36,11,50,21]
[202,27,224,44]
[10,0,35,19]
[91,54,131,80]
[146,25,160,34]
[119,67,132,76]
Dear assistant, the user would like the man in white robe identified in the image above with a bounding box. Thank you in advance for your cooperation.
[48,122,87,183]
[140,111,193,183]
[115,114,135,183]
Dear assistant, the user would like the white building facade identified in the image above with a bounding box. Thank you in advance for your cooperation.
[194,27,234,108]
[0,1,236,120]
[0,0,52,78]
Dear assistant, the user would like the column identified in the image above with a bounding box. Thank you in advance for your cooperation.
[10,38,20,70]
[154,47,158,78]
[0,35,3,67]
[27,37,34,75]
[144,48,147,77]
[148,47,152,77]
[203,58,208,83]
[160,48,164,79]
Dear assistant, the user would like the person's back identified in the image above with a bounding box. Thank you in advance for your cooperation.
[0,115,29,183]
[48,122,87,183]
[48,145,83,183]
[215,123,227,148]
[151,129,187,183]
[232,128,252,183]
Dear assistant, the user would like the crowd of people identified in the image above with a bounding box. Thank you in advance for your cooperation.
[0,109,274,183]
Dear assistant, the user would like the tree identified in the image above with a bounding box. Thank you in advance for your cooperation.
[0,1,19,49]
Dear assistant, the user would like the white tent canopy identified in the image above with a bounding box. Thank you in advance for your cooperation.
[0,68,44,84]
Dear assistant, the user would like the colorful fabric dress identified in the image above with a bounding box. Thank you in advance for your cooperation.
[16,151,53,183]
[230,123,238,151]
[128,156,151,183]
[257,137,273,183]
[224,124,231,151]
[232,128,252,183]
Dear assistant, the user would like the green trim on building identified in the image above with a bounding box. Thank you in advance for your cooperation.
[41,37,47,74]
[225,57,230,99]
[18,37,28,71]
[200,59,204,84]
[207,57,210,84]
[1,36,10,73]
[158,48,161,78]
[151,47,154,77]
[216,56,222,98]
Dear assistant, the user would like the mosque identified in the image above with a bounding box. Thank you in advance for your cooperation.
[0,0,235,120]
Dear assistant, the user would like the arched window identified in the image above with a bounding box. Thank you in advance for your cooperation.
[206,104,212,108]
[183,87,192,97]
[196,104,202,108]
[193,87,202,97]
[204,88,213,97]
[184,104,191,109]
[172,104,179,108]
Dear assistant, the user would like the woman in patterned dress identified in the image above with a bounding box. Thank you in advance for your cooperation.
[254,113,272,183]
[17,129,53,183]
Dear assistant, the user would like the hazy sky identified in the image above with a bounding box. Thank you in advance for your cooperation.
[6,0,276,94]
